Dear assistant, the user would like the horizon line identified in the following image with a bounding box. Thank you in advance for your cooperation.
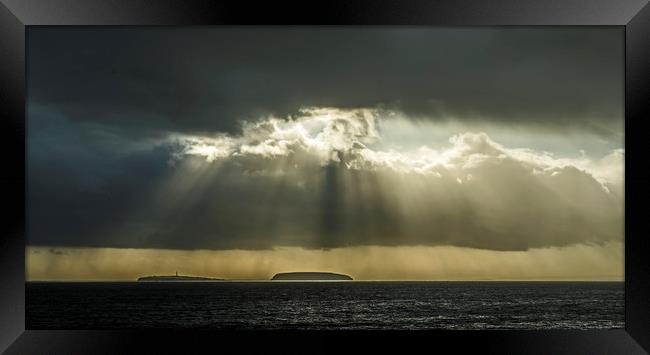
[26,278,625,282]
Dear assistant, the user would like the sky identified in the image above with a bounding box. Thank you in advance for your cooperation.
[26,27,624,281]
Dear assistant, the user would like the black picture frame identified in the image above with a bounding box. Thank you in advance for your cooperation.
[1,0,649,353]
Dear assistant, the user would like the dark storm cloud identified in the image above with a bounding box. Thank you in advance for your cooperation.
[27,106,177,247]
[28,27,623,137]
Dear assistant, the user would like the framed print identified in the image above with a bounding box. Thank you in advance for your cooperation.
[1,0,649,353]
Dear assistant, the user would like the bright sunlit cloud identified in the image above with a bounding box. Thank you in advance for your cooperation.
[170,107,623,190]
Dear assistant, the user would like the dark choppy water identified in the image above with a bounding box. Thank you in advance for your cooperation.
[26,281,624,329]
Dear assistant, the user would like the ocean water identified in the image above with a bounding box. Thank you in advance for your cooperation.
[26,281,624,329]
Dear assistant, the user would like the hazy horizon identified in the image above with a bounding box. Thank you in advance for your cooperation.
[26,242,623,282]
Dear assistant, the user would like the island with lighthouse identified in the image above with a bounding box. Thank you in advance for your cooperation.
[137,271,224,282]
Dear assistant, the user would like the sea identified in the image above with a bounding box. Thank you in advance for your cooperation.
[26,281,624,329]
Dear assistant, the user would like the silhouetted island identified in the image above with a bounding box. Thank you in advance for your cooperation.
[137,273,224,282]
[271,272,353,281]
